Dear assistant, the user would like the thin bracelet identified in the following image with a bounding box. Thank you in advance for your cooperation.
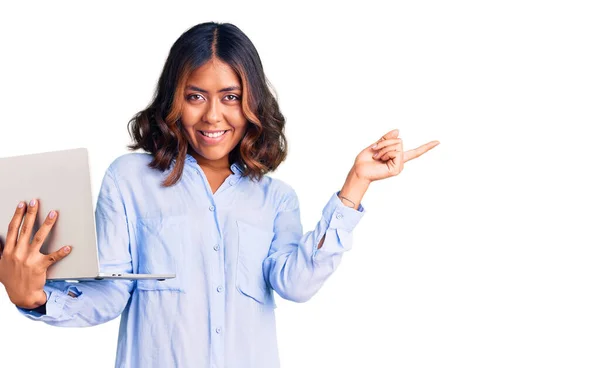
[339,195,356,208]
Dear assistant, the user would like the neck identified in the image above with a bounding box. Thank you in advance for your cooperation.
[189,151,231,174]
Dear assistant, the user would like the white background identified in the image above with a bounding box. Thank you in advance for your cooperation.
[1,1,599,367]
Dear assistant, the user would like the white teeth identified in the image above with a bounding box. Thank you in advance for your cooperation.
[201,130,226,138]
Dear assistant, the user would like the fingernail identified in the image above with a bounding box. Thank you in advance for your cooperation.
[17,202,24,209]
[373,152,378,158]
[29,199,36,207]
[49,210,56,219]
[63,246,71,253]
[372,144,377,149]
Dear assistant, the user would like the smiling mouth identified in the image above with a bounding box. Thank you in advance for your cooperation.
[198,130,230,138]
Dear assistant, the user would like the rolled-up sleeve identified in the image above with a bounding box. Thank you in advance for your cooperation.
[263,189,365,303]
[16,166,134,326]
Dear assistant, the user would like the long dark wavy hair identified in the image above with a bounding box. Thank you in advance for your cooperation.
[127,22,288,187]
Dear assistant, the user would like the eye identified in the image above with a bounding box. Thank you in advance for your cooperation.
[186,94,204,101]
[224,94,240,101]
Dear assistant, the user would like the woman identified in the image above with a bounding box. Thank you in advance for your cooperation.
[0,22,439,367]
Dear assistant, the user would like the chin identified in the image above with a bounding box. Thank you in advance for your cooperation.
[192,146,228,160]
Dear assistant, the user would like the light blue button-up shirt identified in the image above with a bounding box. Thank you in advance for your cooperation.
[18,152,365,368]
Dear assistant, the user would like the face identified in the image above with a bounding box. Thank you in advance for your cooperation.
[180,58,247,172]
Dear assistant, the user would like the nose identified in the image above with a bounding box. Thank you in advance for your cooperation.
[203,98,223,124]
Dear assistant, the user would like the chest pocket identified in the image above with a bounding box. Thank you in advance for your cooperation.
[134,215,186,292]
[236,219,276,308]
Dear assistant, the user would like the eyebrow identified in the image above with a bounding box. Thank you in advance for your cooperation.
[185,85,241,93]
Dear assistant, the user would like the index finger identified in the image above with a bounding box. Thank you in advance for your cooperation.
[403,141,440,162]
[30,210,59,253]
[4,201,26,254]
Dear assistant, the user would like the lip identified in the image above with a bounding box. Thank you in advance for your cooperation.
[197,129,229,145]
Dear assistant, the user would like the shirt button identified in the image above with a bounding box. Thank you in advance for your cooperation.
[216,327,221,334]
[217,285,223,293]
[336,213,343,219]
[209,205,215,211]
[229,180,235,185]
[213,244,220,251]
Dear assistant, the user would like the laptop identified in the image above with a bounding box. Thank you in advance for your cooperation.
[0,147,174,282]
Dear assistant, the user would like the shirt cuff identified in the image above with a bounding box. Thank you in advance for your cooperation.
[321,190,366,232]
[17,284,83,320]
[311,191,366,258]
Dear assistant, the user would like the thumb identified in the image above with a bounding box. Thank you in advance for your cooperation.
[43,246,72,268]
[367,129,399,150]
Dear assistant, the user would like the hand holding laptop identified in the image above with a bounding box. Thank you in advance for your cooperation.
[0,198,72,309]
[0,148,175,282]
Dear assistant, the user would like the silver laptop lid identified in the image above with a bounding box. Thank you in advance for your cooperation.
[0,148,100,279]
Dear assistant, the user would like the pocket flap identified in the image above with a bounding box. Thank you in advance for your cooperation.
[136,277,183,292]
